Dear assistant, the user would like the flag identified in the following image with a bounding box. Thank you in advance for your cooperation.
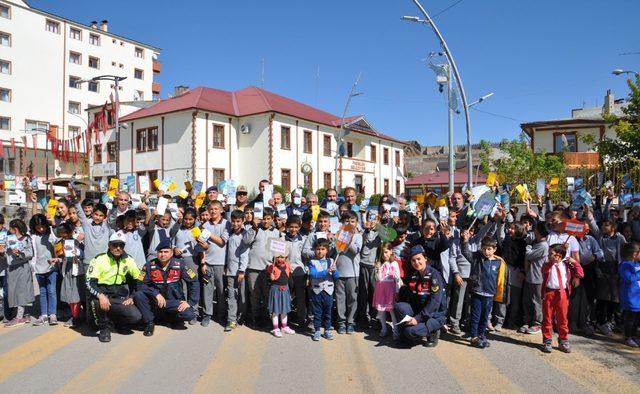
[0,142,4,158]
[21,136,27,154]
[32,134,37,156]
[10,138,16,156]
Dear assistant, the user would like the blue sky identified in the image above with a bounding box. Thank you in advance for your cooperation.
[31,0,640,146]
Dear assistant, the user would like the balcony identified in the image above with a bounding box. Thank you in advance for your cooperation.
[152,82,161,95]
[564,152,600,169]
[152,60,162,74]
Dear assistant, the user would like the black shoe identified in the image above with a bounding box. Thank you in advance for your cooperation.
[99,328,111,343]
[425,334,440,347]
[143,322,155,337]
[171,321,187,330]
[201,315,211,327]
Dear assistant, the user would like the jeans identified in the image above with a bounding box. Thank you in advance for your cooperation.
[310,290,333,331]
[470,294,493,338]
[36,271,58,317]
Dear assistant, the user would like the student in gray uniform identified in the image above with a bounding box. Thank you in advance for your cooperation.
[301,212,336,263]
[224,210,249,331]
[200,201,230,327]
[173,207,200,324]
[243,207,280,326]
[146,211,179,262]
[522,222,549,334]
[357,210,381,328]
[70,187,112,270]
[1,219,35,327]
[284,215,307,325]
[29,214,59,326]
[596,219,627,336]
[335,211,363,334]
[121,209,151,269]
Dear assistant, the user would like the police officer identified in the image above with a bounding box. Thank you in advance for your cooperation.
[86,232,143,343]
[134,241,200,336]
[394,245,447,347]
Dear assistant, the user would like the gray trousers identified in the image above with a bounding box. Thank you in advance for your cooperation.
[246,269,269,322]
[522,282,542,326]
[225,275,244,324]
[356,265,377,322]
[448,278,468,329]
[201,265,225,318]
[493,285,522,327]
[335,277,358,326]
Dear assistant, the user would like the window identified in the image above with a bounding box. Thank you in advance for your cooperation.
[0,117,9,130]
[89,56,99,69]
[303,130,312,153]
[69,51,81,65]
[93,145,102,162]
[70,27,81,40]
[45,20,60,34]
[25,120,49,132]
[68,126,80,136]
[213,124,224,148]
[396,180,401,194]
[374,177,377,194]
[304,172,312,190]
[281,126,290,150]
[3,157,15,174]
[354,175,363,194]
[213,168,225,185]
[134,68,144,79]
[347,142,353,158]
[0,88,10,102]
[134,90,144,100]
[395,150,400,166]
[147,127,158,151]
[323,135,331,156]
[89,33,100,46]
[106,142,117,162]
[384,179,389,194]
[88,81,99,93]
[383,147,389,165]
[0,32,10,46]
[281,169,291,191]
[135,47,144,58]
[0,4,10,19]
[69,76,80,89]
[554,132,577,153]
[0,60,11,74]
[371,144,377,162]
[148,170,158,191]
[68,101,80,114]
[323,172,332,190]
[136,129,147,152]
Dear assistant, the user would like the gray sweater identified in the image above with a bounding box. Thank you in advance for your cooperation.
[360,229,381,267]
[244,225,281,271]
[202,219,230,266]
[123,225,148,269]
[75,202,112,265]
[225,230,249,275]
[525,241,548,284]
[335,233,363,278]
[31,233,57,274]
[302,231,336,264]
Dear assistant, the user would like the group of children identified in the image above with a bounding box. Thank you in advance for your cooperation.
[0,182,639,353]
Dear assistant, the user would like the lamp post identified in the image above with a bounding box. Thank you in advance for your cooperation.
[334,73,363,193]
[612,69,639,78]
[402,0,474,188]
[20,127,50,194]
[77,75,126,179]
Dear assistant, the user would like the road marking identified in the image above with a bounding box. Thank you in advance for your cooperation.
[0,326,79,383]
[56,326,174,393]
[433,337,524,393]
[193,326,269,393]
[498,330,640,392]
[322,333,385,393]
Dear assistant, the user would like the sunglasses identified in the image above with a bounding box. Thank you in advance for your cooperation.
[110,242,125,249]
[237,192,248,196]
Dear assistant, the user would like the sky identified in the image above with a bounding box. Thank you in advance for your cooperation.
[29,0,640,147]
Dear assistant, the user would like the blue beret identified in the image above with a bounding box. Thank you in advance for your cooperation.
[156,241,172,252]
[410,245,425,258]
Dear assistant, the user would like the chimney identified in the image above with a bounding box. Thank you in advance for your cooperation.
[174,85,189,96]
[90,20,97,29]
[603,89,614,115]
[100,20,108,32]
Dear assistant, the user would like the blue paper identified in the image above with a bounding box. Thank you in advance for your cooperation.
[191,181,203,195]
[622,175,633,190]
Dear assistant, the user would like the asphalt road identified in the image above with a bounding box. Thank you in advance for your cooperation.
[0,320,638,393]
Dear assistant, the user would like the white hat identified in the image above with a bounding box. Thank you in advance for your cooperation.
[109,231,126,244]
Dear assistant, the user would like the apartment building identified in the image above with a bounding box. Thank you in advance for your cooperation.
[0,0,160,181]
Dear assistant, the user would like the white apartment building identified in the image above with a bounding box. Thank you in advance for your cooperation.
[0,0,160,181]
[91,85,407,197]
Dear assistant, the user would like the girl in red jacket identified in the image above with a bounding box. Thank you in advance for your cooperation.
[541,243,584,353]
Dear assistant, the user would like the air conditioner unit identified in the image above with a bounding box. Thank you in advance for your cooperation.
[240,123,251,134]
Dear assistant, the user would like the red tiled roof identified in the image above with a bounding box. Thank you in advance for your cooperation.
[120,86,407,145]
[405,169,487,186]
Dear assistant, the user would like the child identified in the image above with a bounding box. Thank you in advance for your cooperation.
[334,211,363,334]
[2,219,35,327]
[266,251,294,337]
[147,211,177,262]
[357,209,382,328]
[541,243,584,353]
[521,222,549,334]
[71,186,111,267]
[0,214,9,322]
[309,238,339,341]
[596,219,627,336]
[372,243,401,338]
[224,210,249,331]
[29,214,59,326]
[618,242,640,347]
[122,208,150,269]
[55,222,85,328]
[461,235,507,349]
[284,215,307,325]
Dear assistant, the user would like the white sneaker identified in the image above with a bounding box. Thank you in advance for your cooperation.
[271,328,283,338]
[281,326,295,335]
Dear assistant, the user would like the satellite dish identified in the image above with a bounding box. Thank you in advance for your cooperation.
[240,123,251,134]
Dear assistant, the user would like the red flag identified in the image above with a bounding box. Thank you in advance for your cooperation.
[10,138,16,156]
[32,134,37,156]
[0,142,4,158]
[21,136,27,154]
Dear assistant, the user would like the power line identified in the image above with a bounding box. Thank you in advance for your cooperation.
[470,107,523,122]
[433,0,464,18]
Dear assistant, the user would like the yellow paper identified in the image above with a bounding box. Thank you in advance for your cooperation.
[153,179,161,189]
[515,184,530,201]
[416,195,425,204]
[190,227,202,239]
[47,199,59,218]
[194,192,206,209]
[486,172,497,187]
[107,178,119,198]
[435,197,447,208]
[311,205,320,221]
[178,189,189,199]
[184,181,192,191]
[549,177,559,192]
[167,182,177,192]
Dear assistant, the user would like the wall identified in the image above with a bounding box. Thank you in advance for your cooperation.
[532,125,610,153]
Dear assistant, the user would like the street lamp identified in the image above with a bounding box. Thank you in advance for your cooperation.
[77,75,126,179]
[612,69,639,77]
[334,73,363,192]
[468,92,494,108]
[402,0,475,188]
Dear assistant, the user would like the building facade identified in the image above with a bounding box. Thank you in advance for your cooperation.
[0,0,160,182]
[91,86,407,197]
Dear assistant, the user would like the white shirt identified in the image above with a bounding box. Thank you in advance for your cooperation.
[546,262,568,290]
[547,232,579,258]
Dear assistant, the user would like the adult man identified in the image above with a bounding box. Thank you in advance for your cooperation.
[201,201,230,326]
[450,192,470,228]
[234,185,249,211]
[86,232,142,343]
[107,192,130,229]
[205,186,219,206]
[394,245,447,347]
[134,242,199,336]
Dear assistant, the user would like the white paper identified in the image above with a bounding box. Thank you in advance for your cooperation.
[131,193,143,209]
[438,206,449,220]
[254,202,264,219]
[536,178,546,197]
[395,315,413,326]
[389,204,400,218]
[138,175,150,194]
[199,229,211,242]
[408,201,417,213]
[268,238,288,256]
[262,185,273,204]
[329,216,341,234]
[316,231,327,240]
[326,201,338,215]
[566,177,575,192]
[64,239,75,258]
[156,197,169,215]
